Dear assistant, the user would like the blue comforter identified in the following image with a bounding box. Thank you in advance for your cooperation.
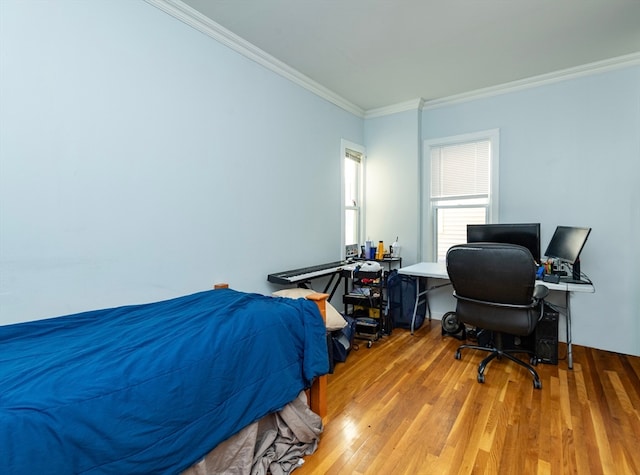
[0,289,329,474]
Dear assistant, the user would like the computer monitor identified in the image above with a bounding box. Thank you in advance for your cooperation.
[466,223,541,264]
[544,226,591,280]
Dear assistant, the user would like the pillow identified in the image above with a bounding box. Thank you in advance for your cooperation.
[272,288,347,331]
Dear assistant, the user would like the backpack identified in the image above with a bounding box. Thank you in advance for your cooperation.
[331,314,357,364]
[386,269,426,330]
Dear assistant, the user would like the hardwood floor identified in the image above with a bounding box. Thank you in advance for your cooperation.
[298,321,640,475]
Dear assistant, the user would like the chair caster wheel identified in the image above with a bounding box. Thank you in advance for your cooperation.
[477,373,485,384]
[534,379,542,389]
[455,350,461,360]
[367,341,373,348]
[530,357,538,366]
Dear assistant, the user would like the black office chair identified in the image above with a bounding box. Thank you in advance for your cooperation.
[446,243,549,389]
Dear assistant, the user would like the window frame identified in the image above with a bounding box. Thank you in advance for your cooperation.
[421,129,500,262]
[341,139,365,258]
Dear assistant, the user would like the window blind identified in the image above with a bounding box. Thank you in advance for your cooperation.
[430,140,490,199]
[345,148,363,162]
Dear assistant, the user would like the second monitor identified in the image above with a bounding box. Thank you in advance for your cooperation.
[467,223,541,264]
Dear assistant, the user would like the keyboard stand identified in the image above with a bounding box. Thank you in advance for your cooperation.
[296,272,343,301]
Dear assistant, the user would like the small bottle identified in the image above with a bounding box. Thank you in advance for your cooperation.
[391,237,399,257]
[365,240,372,259]
[376,240,384,260]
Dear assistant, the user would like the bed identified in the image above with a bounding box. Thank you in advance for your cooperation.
[0,287,330,474]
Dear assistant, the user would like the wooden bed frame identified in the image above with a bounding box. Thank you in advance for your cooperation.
[304,292,329,421]
[214,283,328,421]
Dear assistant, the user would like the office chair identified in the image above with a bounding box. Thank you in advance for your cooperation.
[446,243,549,389]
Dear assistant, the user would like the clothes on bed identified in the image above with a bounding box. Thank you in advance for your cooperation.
[182,420,259,475]
[252,390,322,475]
[0,289,329,475]
[182,391,322,475]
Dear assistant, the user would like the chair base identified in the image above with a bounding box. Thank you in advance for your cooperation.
[455,335,542,389]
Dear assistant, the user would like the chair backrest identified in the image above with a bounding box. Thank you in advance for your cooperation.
[446,243,537,306]
[446,242,540,336]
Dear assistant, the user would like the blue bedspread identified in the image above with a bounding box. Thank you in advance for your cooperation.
[0,289,329,474]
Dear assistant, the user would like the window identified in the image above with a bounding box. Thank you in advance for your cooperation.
[342,140,365,251]
[422,130,499,262]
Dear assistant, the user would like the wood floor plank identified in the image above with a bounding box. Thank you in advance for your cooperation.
[297,322,640,474]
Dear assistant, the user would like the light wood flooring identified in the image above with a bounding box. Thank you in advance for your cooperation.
[297,320,640,475]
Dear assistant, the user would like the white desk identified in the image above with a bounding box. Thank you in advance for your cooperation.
[398,262,595,369]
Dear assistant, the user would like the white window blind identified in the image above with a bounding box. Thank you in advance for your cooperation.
[427,136,496,262]
[430,140,490,200]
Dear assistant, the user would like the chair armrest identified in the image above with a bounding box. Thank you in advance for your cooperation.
[533,284,549,301]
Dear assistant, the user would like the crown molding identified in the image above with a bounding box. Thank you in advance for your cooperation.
[364,98,425,119]
[145,0,365,117]
[422,52,640,111]
[144,0,639,119]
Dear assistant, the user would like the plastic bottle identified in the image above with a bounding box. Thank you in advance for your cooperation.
[391,237,400,257]
[376,240,384,260]
[365,240,372,259]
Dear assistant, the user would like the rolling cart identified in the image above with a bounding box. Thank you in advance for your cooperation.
[342,267,384,348]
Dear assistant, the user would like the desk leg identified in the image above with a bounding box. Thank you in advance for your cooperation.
[425,279,432,321]
[411,278,420,335]
[566,291,573,370]
[410,277,432,335]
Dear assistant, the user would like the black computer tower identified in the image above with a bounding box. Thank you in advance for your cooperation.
[535,304,559,364]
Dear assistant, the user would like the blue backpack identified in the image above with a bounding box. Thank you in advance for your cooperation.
[386,269,426,330]
[332,314,357,363]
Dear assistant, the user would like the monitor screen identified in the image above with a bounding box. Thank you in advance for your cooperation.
[467,223,541,263]
[544,226,591,264]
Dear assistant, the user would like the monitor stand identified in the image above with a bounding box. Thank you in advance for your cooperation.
[559,259,584,284]
[572,258,581,281]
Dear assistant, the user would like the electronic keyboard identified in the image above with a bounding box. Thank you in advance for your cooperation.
[267,260,350,284]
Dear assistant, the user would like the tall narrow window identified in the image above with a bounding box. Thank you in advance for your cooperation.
[344,146,364,248]
[423,130,499,262]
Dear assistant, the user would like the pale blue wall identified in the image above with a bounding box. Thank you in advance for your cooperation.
[0,0,363,323]
[421,66,640,355]
[364,109,422,265]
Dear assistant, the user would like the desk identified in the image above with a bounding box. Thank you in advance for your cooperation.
[398,262,451,334]
[398,262,595,368]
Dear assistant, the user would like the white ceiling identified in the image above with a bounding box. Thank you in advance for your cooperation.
[172,0,640,112]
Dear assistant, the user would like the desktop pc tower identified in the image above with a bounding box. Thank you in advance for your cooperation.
[535,303,559,365]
